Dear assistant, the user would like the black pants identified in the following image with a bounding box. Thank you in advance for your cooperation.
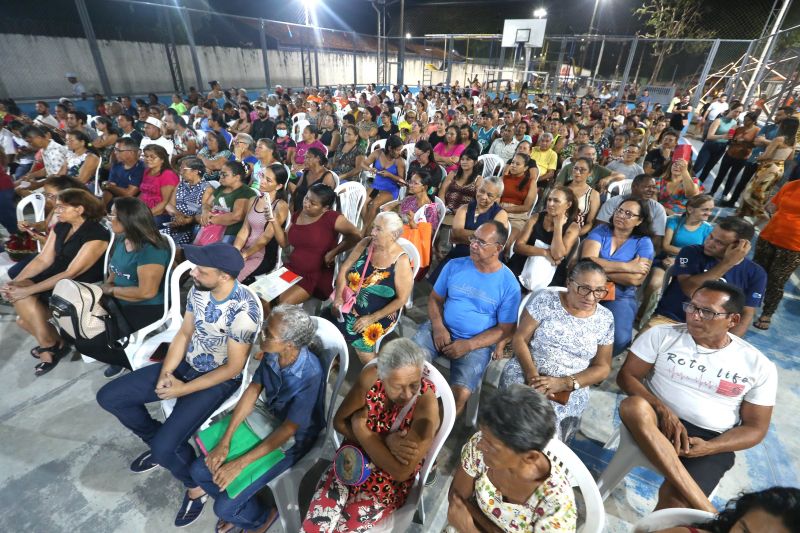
[710,154,747,196]
[67,303,163,369]
[694,141,727,182]
[728,161,758,203]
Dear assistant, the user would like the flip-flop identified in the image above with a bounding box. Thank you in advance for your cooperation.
[216,519,238,533]
[753,316,772,330]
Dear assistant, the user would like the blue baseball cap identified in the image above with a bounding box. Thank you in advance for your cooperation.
[183,243,244,278]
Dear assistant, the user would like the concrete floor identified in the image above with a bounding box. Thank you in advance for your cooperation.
[2,141,798,532]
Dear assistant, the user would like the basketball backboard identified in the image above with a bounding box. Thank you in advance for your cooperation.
[502,19,547,48]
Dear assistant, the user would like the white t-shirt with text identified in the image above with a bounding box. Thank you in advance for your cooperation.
[630,324,777,433]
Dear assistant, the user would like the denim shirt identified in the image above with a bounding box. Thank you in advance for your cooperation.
[252,346,325,459]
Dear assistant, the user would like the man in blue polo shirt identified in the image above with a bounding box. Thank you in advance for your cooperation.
[648,216,766,337]
[412,221,520,416]
[101,137,144,207]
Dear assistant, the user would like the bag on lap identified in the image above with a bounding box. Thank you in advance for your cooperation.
[49,279,131,348]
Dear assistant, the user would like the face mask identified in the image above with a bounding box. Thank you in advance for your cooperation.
[276,130,288,138]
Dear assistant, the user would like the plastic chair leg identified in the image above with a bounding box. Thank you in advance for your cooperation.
[269,469,302,533]
[596,424,656,501]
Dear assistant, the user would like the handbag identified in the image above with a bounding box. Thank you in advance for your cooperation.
[332,244,373,315]
[333,391,419,486]
[518,240,558,292]
[193,209,227,246]
[49,279,133,349]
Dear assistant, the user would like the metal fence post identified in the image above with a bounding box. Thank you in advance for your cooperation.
[445,37,453,87]
[179,7,204,91]
[726,40,755,98]
[691,38,721,108]
[314,48,320,87]
[592,36,605,86]
[552,38,566,96]
[619,36,639,93]
[74,0,112,96]
[259,20,272,92]
[496,47,506,92]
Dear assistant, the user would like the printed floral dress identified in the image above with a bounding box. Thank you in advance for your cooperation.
[339,246,405,353]
[303,377,436,532]
[446,431,577,533]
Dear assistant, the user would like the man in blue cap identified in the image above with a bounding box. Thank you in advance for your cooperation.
[97,243,261,528]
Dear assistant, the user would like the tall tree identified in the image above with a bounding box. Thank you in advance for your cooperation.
[635,0,715,85]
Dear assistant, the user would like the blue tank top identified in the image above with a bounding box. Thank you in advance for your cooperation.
[452,201,503,255]
[373,153,400,198]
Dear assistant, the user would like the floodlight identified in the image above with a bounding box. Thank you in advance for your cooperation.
[533,8,547,18]
[406,33,412,39]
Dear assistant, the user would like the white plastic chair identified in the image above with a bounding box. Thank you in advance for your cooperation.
[265,317,350,533]
[430,196,447,245]
[370,361,457,532]
[544,438,606,533]
[207,180,221,189]
[16,192,47,252]
[329,170,340,189]
[161,284,264,428]
[335,110,347,121]
[127,258,193,371]
[293,119,310,143]
[93,162,103,197]
[633,508,715,532]
[291,112,307,124]
[608,178,633,197]
[370,138,387,154]
[403,142,417,170]
[478,153,505,178]
[335,181,367,229]
[596,423,719,502]
[373,238,420,353]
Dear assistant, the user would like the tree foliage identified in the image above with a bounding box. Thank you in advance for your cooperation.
[634,0,716,84]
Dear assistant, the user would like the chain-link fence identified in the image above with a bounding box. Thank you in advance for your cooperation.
[0,0,797,111]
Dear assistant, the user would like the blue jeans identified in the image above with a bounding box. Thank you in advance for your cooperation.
[190,454,293,529]
[96,360,240,487]
[601,291,638,356]
[693,141,727,182]
[412,321,492,392]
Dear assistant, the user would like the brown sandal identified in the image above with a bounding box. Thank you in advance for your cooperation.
[753,316,772,330]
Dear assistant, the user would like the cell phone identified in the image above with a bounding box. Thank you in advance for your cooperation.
[262,191,273,221]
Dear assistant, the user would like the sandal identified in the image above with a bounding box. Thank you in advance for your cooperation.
[30,346,43,359]
[753,316,772,330]
[33,343,70,377]
[216,519,239,533]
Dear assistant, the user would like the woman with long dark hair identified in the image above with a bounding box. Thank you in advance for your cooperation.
[198,130,233,181]
[65,129,101,185]
[500,152,539,244]
[84,197,171,377]
[439,149,483,214]
[140,144,179,227]
[201,160,257,243]
[433,125,466,174]
[329,124,365,182]
[290,146,337,213]
[233,164,290,283]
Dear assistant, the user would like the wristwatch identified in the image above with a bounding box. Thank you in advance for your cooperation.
[570,375,580,391]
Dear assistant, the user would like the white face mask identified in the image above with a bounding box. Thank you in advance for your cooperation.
[276,129,288,138]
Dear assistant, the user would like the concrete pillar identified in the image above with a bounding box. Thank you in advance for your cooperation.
[259,20,271,92]
[74,0,112,96]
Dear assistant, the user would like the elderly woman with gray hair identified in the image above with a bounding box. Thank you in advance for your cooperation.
[499,259,614,443]
[331,211,413,363]
[446,385,577,533]
[231,132,258,179]
[303,338,440,532]
[189,304,326,533]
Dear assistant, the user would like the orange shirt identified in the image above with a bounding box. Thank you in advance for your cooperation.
[501,173,531,206]
[760,180,800,251]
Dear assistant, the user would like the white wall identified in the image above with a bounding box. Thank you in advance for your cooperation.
[0,33,496,99]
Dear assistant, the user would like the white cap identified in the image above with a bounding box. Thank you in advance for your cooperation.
[65,72,77,78]
[145,117,163,129]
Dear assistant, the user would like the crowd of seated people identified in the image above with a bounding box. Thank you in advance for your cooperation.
[1,79,798,532]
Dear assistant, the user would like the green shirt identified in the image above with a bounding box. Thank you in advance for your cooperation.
[170,102,188,115]
[213,185,257,235]
[109,240,171,306]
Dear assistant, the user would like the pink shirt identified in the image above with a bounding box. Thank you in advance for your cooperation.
[433,142,466,174]
[294,139,326,165]
[139,169,179,209]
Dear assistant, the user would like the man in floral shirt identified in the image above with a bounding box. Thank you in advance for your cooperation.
[97,243,260,528]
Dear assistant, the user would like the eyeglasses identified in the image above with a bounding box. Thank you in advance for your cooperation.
[569,279,609,299]
[572,166,590,173]
[682,302,733,321]
[614,208,641,219]
[53,203,72,212]
[469,235,500,248]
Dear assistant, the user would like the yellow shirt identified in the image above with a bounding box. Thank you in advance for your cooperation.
[531,147,558,174]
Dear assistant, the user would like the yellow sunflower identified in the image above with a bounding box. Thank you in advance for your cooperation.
[362,323,385,346]
[347,271,361,290]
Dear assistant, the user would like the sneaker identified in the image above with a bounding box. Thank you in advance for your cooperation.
[103,365,125,379]
[129,450,159,474]
[174,491,208,528]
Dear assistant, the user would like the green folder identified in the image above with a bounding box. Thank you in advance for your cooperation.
[195,414,285,498]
